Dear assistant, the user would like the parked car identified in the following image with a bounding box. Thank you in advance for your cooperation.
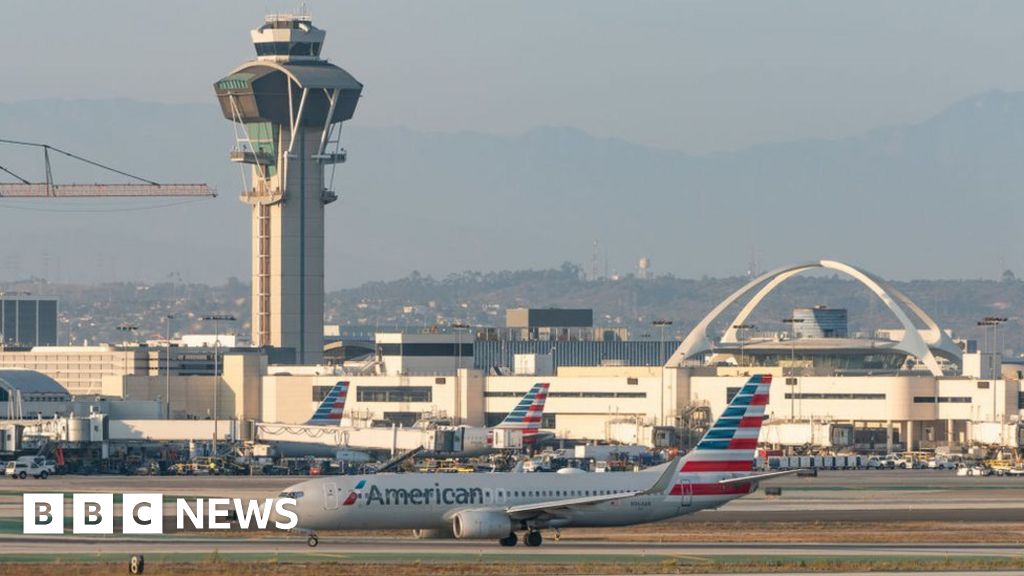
[5,456,56,479]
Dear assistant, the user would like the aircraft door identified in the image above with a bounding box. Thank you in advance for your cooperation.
[678,481,692,509]
[323,482,339,510]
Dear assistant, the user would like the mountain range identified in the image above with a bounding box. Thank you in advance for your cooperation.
[0,90,1022,287]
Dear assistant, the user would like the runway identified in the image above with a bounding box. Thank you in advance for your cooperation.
[2,469,1023,570]
[4,469,1022,523]
[1,533,1023,559]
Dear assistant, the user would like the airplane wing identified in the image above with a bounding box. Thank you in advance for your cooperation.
[505,456,679,519]
[717,469,803,485]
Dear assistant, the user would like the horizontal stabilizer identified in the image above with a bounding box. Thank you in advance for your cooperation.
[718,468,802,485]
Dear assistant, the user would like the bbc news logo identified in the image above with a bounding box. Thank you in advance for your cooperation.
[23,493,298,534]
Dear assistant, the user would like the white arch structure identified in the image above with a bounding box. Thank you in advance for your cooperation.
[666,260,962,377]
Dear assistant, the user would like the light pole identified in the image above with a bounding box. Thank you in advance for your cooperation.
[116,323,139,400]
[653,320,673,426]
[732,324,755,367]
[782,318,805,421]
[201,314,236,456]
[979,316,1006,420]
[451,322,470,373]
[164,314,175,420]
[652,320,673,363]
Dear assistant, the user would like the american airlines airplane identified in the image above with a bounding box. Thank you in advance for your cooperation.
[279,374,796,547]
[458,381,552,454]
[263,381,551,458]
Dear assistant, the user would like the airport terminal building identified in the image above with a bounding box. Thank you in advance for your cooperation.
[2,260,1022,454]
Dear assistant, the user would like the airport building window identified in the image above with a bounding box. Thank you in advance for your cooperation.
[484,412,557,427]
[977,381,990,389]
[627,377,639,385]
[381,412,421,427]
[1018,392,1024,409]
[484,391,645,399]
[357,386,432,403]
[377,343,473,357]
[785,393,885,400]
[311,385,333,402]
[726,387,741,402]
[0,389,7,402]
[913,396,971,404]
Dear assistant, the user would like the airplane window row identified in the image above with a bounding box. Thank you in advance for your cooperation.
[497,489,623,499]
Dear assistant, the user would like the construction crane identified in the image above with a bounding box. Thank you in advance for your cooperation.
[0,139,214,198]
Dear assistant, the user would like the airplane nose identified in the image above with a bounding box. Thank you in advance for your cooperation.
[273,481,315,528]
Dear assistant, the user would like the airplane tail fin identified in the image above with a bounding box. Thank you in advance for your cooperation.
[678,374,770,474]
[307,381,349,425]
[496,382,549,432]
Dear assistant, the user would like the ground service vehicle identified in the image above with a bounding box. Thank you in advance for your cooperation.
[5,456,56,479]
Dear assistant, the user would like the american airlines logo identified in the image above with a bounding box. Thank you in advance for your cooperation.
[23,493,298,534]
[360,483,485,506]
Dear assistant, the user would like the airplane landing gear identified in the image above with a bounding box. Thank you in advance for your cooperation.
[307,534,319,547]
[525,530,543,547]
[499,532,518,547]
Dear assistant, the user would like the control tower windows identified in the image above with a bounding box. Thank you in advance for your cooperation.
[254,41,321,57]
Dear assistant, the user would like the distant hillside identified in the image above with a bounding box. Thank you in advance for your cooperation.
[322,267,1024,351]
[1,91,1024,286]
[4,267,1022,353]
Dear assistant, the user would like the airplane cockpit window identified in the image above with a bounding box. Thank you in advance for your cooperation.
[278,491,304,499]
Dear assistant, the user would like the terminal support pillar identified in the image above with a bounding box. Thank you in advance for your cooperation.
[905,421,914,452]
[946,419,954,450]
[885,420,893,454]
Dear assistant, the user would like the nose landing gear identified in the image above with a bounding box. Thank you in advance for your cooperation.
[307,534,319,547]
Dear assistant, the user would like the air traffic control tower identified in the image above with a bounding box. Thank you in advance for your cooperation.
[214,15,362,364]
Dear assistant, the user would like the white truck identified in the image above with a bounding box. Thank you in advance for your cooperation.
[5,456,56,479]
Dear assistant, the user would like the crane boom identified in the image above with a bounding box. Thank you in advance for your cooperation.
[0,138,215,198]
[0,183,213,198]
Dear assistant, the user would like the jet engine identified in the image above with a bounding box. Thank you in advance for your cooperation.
[451,509,514,539]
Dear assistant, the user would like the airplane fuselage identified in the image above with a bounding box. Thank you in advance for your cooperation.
[285,465,751,532]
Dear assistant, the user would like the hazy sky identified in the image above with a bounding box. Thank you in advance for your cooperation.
[4,1,1024,154]
[2,2,1024,288]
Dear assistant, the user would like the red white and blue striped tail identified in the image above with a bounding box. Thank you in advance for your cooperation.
[495,382,549,434]
[307,381,349,425]
[679,374,770,474]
